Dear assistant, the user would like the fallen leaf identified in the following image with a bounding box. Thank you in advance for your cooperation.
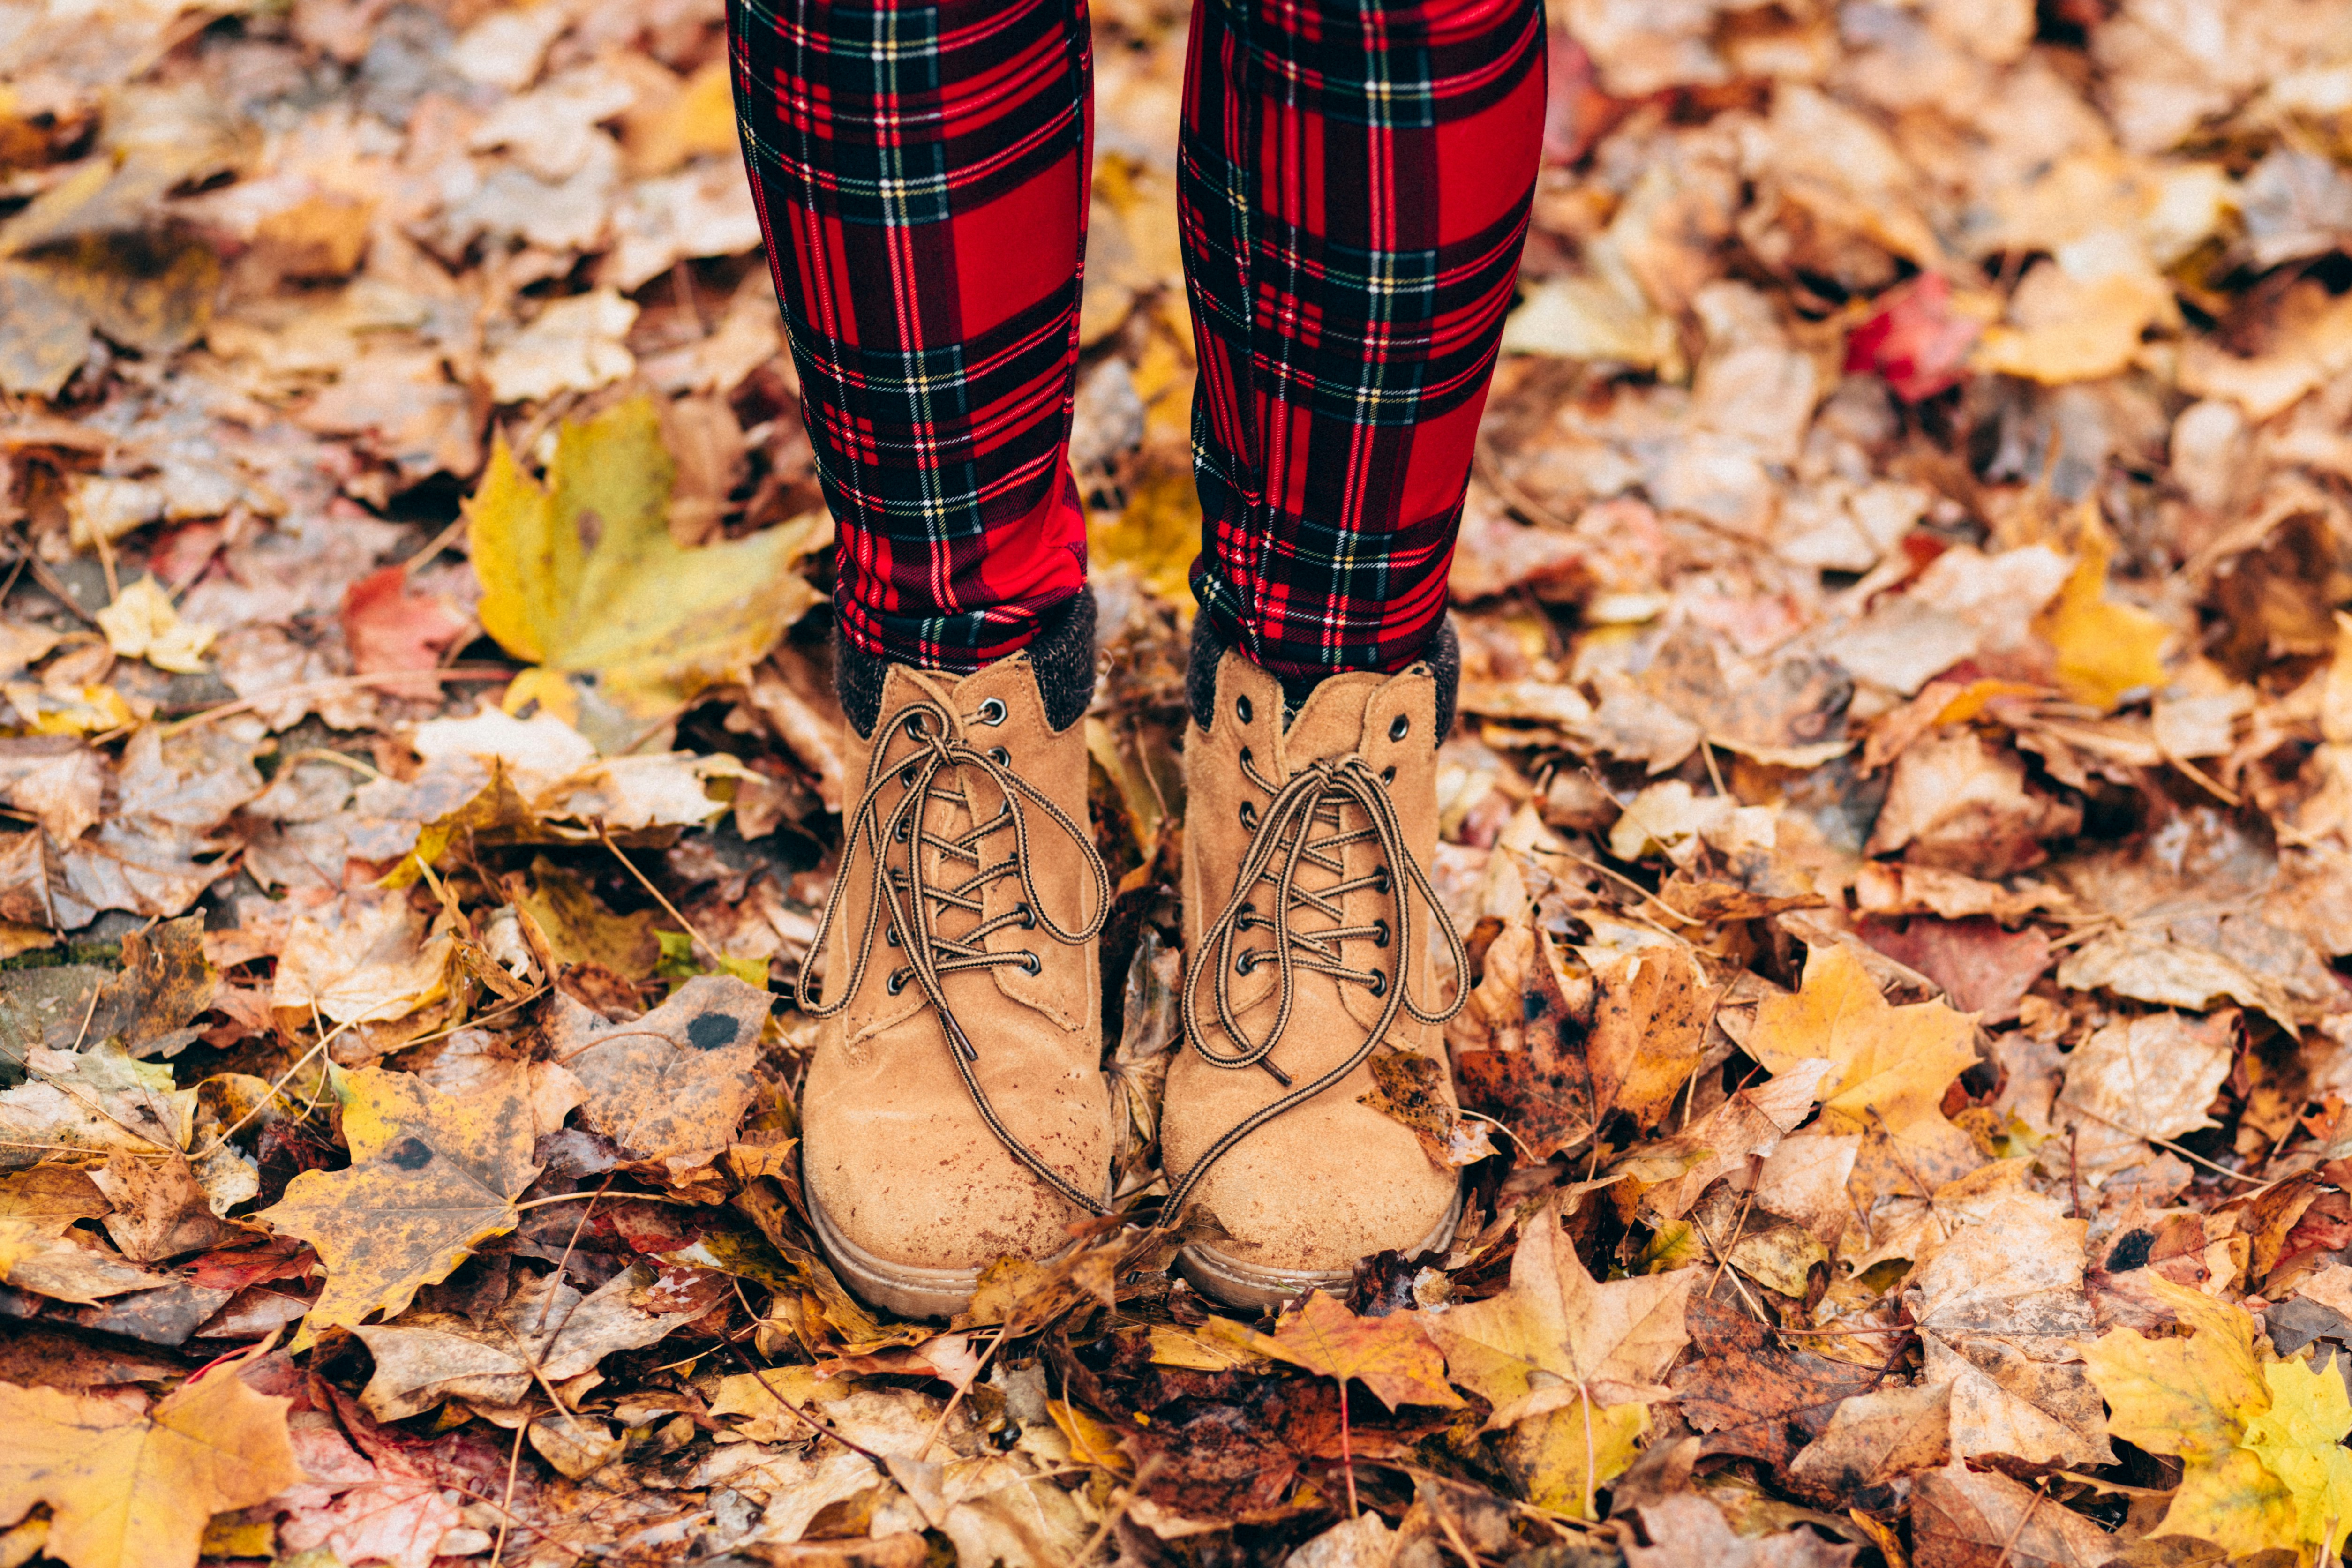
[0,1366,302,1568]
[1906,1192,2113,1467]
[1357,1050,1497,1169]
[467,395,827,716]
[87,1153,234,1263]
[0,1218,172,1304]
[93,579,214,675]
[2057,1010,2236,1151]
[1854,915,2051,1022]
[1909,1462,2122,1568]
[258,1064,568,1347]
[353,1264,700,1422]
[2035,517,2170,711]
[1626,1493,1861,1567]
[1672,1294,1880,1471]
[545,973,770,1160]
[1258,1291,1462,1412]
[1745,943,1983,1208]
[1782,1382,1952,1505]
[1425,1200,1694,1428]
[1623,1059,1835,1223]
[2085,1274,2352,1560]
[341,565,473,678]
[1844,273,1982,402]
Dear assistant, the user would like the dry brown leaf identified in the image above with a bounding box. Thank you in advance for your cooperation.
[548,974,771,1160]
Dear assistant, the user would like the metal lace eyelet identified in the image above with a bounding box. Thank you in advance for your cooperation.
[1239,800,1258,828]
[1372,864,1390,894]
[1236,695,1253,724]
[904,713,926,738]
[1366,970,1387,997]
[1235,902,1258,930]
[1380,765,1396,785]
[1239,746,1252,766]
[977,698,1007,726]
[885,925,900,948]
[1235,951,1258,975]
[900,765,918,787]
[1389,714,1409,742]
[887,970,907,995]
[894,819,910,842]
[988,746,1010,765]
[1016,901,1036,930]
[1372,918,1390,948]
[1020,951,1042,976]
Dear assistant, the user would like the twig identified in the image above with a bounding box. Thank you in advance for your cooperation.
[594,821,723,968]
[488,1410,531,1568]
[1536,844,1703,927]
[719,1333,887,1463]
[511,1190,691,1212]
[1073,1454,1167,1567]
[401,514,473,578]
[2065,1103,2273,1188]
[918,1315,1016,1462]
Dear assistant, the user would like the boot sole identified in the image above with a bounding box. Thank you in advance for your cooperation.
[804,1151,1117,1321]
[1176,1184,1465,1313]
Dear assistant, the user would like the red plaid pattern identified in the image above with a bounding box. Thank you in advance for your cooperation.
[730,0,1544,676]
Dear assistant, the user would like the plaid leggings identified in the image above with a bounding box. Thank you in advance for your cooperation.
[729,0,1545,678]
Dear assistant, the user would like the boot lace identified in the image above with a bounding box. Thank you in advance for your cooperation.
[1168,749,1466,1211]
[797,695,1112,1216]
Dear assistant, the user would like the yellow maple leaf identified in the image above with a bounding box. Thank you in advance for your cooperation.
[258,1065,566,1350]
[1744,943,1983,1204]
[1424,1200,1693,1434]
[468,396,828,718]
[2084,1274,2352,1561]
[0,1368,302,1568]
[1495,1397,1651,1520]
[2035,513,2169,711]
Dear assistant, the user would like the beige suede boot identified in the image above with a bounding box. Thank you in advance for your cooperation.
[797,642,1113,1319]
[1162,639,1468,1309]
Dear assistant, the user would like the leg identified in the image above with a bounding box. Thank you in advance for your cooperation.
[729,0,1093,674]
[1179,0,1546,689]
[1164,0,1544,1304]
[730,0,1112,1319]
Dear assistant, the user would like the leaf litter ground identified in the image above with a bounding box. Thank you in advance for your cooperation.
[3,0,2352,1566]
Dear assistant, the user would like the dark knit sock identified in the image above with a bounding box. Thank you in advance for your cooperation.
[1186,614,1459,742]
[834,590,1098,738]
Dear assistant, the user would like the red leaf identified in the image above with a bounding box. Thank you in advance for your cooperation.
[1845,274,1982,402]
[340,565,472,676]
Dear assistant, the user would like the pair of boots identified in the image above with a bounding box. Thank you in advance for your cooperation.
[795,603,1466,1315]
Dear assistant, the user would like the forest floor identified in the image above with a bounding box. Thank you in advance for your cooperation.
[2,0,2352,1566]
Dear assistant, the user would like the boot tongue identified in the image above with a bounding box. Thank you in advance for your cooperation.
[1277,671,1389,765]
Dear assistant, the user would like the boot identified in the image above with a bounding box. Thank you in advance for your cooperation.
[1161,623,1468,1310]
[797,599,1112,1319]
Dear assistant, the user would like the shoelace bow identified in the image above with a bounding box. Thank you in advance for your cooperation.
[797,694,1112,1217]
[1167,748,1468,1212]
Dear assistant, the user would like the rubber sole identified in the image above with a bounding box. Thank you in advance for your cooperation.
[1176,1185,1465,1313]
[804,1175,987,1320]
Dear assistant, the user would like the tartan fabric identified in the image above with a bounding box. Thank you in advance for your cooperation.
[728,0,1095,669]
[1180,0,1546,680]
[729,0,1544,677]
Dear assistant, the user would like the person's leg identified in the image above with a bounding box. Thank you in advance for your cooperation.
[730,0,1094,683]
[1180,0,1546,698]
[730,0,1110,1320]
[1163,0,1544,1306]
